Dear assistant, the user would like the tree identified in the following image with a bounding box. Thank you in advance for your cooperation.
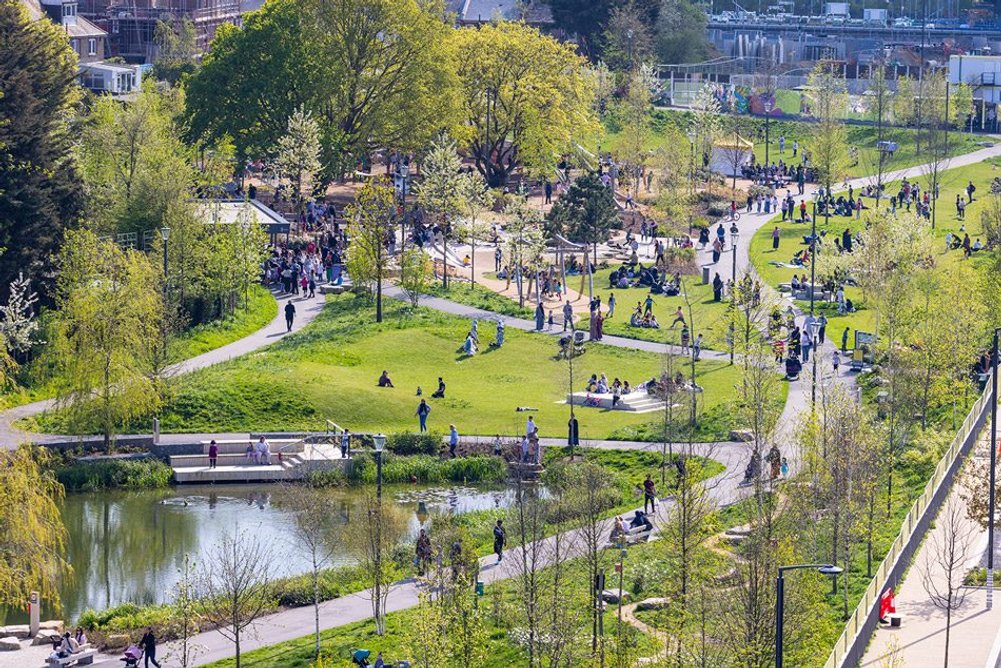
[688,84,722,191]
[398,247,433,308]
[655,0,710,65]
[344,491,408,635]
[347,178,397,322]
[152,19,198,85]
[45,230,163,446]
[601,1,654,72]
[921,497,976,668]
[807,62,850,205]
[502,197,546,308]
[862,64,895,206]
[184,0,320,164]
[0,272,40,357]
[0,445,69,613]
[201,531,275,668]
[546,173,620,270]
[0,0,82,303]
[546,0,659,58]
[274,107,322,227]
[279,484,338,659]
[453,22,599,186]
[455,172,493,287]
[618,66,656,198]
[719,115,751,190]
[167,555,203,668]
[415,133,465,288]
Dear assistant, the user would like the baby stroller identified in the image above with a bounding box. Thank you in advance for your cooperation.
[352,649,371,667]
[785,356,802,381]
[121,645,143,667]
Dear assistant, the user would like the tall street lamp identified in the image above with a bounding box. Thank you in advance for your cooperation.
[776,564,843,668]
[730,226,740,283]
[810,318,821,405]
[398,163,410,254]
[687,130,697,235]
[809,191,819,317]
[373,433,386,500]
[730,226,740,365]
[989,329,999,609]
[160,227,170,278]
[763,98,774,165]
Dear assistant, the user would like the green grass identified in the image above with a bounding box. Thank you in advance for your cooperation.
[31,295,753,442]
[55,458,173,492]
[427,282,534,318]
[748,157,1001,339]
[169,284,278,361]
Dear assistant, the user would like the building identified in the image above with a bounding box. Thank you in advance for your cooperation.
[949,54,1001,131]
[21,0,143,94]
[446,0,552,27]
[105,0,243,63]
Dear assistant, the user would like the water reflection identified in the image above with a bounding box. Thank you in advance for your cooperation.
[3,482,522,624]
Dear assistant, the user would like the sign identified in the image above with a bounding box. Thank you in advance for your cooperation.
[879,587,895,621]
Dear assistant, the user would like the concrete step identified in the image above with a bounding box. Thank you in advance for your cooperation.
[172,464,297,484]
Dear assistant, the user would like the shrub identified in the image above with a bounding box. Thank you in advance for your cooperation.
[304,468,348,487]
[57,458,173,491]
[349,453,507,484]
[387,432,440,456]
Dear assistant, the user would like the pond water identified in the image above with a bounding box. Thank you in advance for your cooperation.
[5,483,522,624]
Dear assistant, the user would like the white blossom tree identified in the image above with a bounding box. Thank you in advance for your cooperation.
[274,107,321,226]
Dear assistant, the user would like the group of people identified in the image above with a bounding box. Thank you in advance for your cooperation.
[462,318,505,355]
[584,373,637,407]
[244,437,273,465]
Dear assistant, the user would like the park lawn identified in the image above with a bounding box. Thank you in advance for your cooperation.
[28,295,750,441]
[426,281,534,319]
[593,267,735,352]
[748,156,1001,339]
[168,284,278,361]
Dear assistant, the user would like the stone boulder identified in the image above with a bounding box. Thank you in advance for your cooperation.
[0,637,20,651]
[601,589,631,604]
[0,625,29,639]
[729,429,754,442]
[39,620,64,632]
[32,630,61,646]
[635,597,670,612]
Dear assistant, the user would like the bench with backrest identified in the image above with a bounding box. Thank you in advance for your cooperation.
[46,647,97,667]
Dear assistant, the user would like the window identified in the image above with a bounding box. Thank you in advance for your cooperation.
[88,38,97,56]
[70,38,78,54]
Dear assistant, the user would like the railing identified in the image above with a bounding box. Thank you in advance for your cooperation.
[325,419,344,436]
[821,378,993,668]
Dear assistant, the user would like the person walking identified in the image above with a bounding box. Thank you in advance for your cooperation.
[562,300,574,331]
[607,292,616,319]
[693,333,703,360]
[416,529,432,576]
[284,300,296,332]
[544,180,553,205]
[139,627,161,668]
[713,273,724,302]
[643,475,657,513]
[416,400,431,432]
[493,519,506,564]
[832,349,841,375]
[448,424,459,458]
[535,302,545,331]
[494,246,502,272]
[817,314,828,344]
[340,429,351,458]
[772,226,781,250]
[841,326,850,353]
[208,440,218,469]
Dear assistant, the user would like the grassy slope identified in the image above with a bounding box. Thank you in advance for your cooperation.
[748,157,1001,339]
[32,295,752,441]
[0,284,278,411]
[168,284,278,361]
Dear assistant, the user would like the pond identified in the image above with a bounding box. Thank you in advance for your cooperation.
[4,483,523,625]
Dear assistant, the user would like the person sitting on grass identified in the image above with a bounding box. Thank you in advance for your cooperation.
[462,331,477,356]
[378,370,394,388]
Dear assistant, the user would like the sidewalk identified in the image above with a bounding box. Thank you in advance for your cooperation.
[861,441,1001,667]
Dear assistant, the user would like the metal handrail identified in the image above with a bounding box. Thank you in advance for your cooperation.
[821,380,992,668]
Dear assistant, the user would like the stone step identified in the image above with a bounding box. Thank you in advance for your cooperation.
[172,464,297,484]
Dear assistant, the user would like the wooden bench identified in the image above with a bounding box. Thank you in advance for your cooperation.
[47,648,97,666]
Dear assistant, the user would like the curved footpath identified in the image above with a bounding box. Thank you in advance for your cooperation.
[11,143,1001,666]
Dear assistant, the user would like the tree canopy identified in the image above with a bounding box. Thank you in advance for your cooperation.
[546,172,620,257]
[0,1,82,302]
[453,21,598,186]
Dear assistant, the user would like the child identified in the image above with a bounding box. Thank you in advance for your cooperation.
[780,457,789,477]
[832,349,840,374]
[547,310,554,331]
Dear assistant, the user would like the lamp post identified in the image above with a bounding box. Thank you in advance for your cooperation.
[373,433,386,500]
[730,227,739,365]
[730,227,740,284]
[398,163,410,254]
[568,321,580,459]
[687,130,697,235]
[989,329,999,609]
[810,319,821,406]
[776,564,844,668]
[160,227,170,278]
[809,191,819,317]
[763,99,774,165]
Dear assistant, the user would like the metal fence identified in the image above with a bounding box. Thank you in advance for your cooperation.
[822,379,993,668]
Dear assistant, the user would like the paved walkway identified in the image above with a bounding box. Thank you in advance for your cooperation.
[0,290,326,449]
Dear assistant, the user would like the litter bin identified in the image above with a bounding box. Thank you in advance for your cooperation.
[701,265,711,285]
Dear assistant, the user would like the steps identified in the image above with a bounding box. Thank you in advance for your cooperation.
[565,390,670,414]
[169,437,349,484]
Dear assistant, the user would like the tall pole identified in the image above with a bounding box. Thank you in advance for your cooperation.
[765,112,771,165]
[375,447,383,633]
[775,572,785,668]
[989,329,998,609]
[810,200,818,406]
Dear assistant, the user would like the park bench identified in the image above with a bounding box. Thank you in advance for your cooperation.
[46,648,97,667]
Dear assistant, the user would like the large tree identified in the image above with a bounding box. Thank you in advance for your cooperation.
[346,178,397,322]
[655,0,711,65]
[0,1,82,303]
[184,0,320,164]
[453,22,598,187]
[546,0,659,58]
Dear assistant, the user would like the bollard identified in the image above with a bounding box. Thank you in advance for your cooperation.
[29,591,39,636]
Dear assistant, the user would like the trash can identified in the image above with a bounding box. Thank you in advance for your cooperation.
[701,265,711,285]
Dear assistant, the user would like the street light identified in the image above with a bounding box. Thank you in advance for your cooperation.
[373,433,386,500]
[687,130,697,235]
[810,319,822,405]
[160,227,170,277]
[775,564,844,668]
[730,227,740,284]
[763,98,774,165]
[398,163,410,254]
[730,227,740,366]
[989,329,999,609]
[809,191,819,317]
